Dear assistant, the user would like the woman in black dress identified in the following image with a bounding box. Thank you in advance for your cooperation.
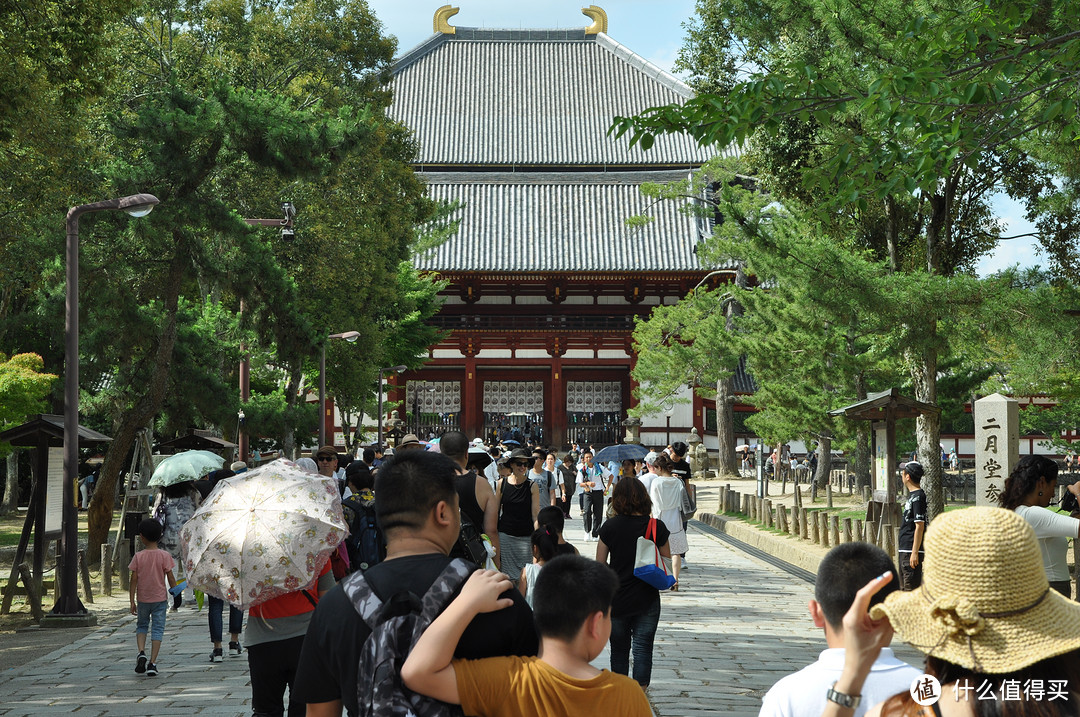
[495,449,540,587]
[596,476,671,688]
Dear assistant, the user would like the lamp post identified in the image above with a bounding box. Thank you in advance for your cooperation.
[239,203,297,462]
[318,331,360,447]
[56,193,159,621]
[376,365,407,449]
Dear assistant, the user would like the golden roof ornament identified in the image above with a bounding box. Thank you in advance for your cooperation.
[582,5,608,35]
[434,5,459,34]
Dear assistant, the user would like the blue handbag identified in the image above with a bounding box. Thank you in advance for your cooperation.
[633,518,676,590]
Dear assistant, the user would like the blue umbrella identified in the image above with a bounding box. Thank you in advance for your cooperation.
[592,443,649,464]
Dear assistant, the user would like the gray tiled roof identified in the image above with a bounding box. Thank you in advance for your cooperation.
[414,171,712,272]
[391,28,728,167]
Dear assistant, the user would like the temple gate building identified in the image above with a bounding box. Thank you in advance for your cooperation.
[381,6,746,449]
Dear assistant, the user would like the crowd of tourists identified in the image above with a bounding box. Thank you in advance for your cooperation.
[122,436,1080,716]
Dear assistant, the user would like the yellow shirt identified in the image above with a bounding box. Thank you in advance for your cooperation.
[455,655,651,717]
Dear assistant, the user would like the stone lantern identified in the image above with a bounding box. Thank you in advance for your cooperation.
[687,427,708,479]
[621,416,642,445]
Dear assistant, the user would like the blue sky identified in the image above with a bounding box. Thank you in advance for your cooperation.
[367,0,1043,276]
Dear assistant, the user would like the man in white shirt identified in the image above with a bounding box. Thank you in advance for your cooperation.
[576,449,610,542]
[638,451,659,495]
[759,542,921,717]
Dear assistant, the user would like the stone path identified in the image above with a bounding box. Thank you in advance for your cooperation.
[0,488,924,716]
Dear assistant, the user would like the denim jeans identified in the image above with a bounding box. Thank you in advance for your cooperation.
[135,600,168,642]
[207,595,243,643]
[609,592,661,687]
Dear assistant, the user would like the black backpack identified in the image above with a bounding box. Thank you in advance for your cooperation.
[341,491,385,573]
[344,559,473,717]
[455,508,489,566]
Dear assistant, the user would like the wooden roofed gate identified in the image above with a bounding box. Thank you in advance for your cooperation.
[375,5,747,450]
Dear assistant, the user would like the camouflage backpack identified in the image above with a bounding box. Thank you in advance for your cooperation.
[343,558,473,717]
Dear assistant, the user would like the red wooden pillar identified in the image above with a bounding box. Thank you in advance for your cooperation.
[550,354,565,448]
[463,356,479,437]
[692,390,705,436]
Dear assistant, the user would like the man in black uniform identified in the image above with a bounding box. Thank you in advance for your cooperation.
[897,461,927,590]
[293,451,538,717]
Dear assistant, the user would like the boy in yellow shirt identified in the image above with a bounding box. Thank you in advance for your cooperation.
[402,555,651,717]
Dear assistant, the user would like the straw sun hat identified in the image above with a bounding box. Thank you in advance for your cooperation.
[870,506,1080,673]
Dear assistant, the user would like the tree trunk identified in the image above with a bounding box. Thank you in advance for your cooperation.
[851,371,871,491]
[814,433,832,489]
[909,191,947,521]
[87,251,186,563]
[910,341,944,521]
[2,450,18,515]
[715,376,739,478]
[854,423,872,492]
[714,259,747,479]
[282,363,303,459]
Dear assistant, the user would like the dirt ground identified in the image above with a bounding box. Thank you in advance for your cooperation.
[0,571,134,671]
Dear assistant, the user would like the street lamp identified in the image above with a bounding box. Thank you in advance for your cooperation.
[319,331,360,447]
[376,365,408,449]
[56,193,159,622]
[239,203,297,462]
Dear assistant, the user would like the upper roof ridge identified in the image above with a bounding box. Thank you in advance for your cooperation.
[392,29,693,99]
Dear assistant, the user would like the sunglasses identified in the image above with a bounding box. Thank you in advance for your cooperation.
[511,460,531,468]
[317,456,336,462]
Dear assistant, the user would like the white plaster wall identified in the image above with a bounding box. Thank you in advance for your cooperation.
[515,350,552,359]
[562,349,594,359]
[432,349,463,359]
[597,350,629,359]
[474,349,512,358]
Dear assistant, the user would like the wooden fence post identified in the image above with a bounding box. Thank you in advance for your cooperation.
[17,563,43,623]
[800,508,810,540]
[831,515,841,545]
[78,549,94,605]
[101,544,113,597]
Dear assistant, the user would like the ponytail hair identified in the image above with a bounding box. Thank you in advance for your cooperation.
[653,452,675,474]
[999,454,1058,510]
[531,527,558,562]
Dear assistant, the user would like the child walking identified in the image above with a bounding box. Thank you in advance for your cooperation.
[402,555,651,717]
[128,518,177,677]
[517,527,558,608]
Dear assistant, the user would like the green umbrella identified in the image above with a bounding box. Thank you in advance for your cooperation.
[148,449,224,487]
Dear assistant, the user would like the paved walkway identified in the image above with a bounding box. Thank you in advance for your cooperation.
[0,488,924,716]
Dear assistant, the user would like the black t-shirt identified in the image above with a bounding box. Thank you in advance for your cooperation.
[598,515,670,618]
[497,479,535,537]
[899,488,927,552]
[671,459,692,483]
[292,554,539,716]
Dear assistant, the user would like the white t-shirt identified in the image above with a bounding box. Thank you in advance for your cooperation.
[1015,505,1079,582]
[759,647,921,717]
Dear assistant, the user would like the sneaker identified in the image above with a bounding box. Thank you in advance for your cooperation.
[228,641,243,657]
[145,662,158,677]
[582,530,590,543]
[135,652,147,674]
[210,648,223,663]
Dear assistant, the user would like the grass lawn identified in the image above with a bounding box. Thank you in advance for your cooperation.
[0,509,93,549]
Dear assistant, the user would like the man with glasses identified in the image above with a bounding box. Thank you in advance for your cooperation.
[315,446,345,487]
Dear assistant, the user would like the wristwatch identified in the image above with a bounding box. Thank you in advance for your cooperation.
[826,683,861,709]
